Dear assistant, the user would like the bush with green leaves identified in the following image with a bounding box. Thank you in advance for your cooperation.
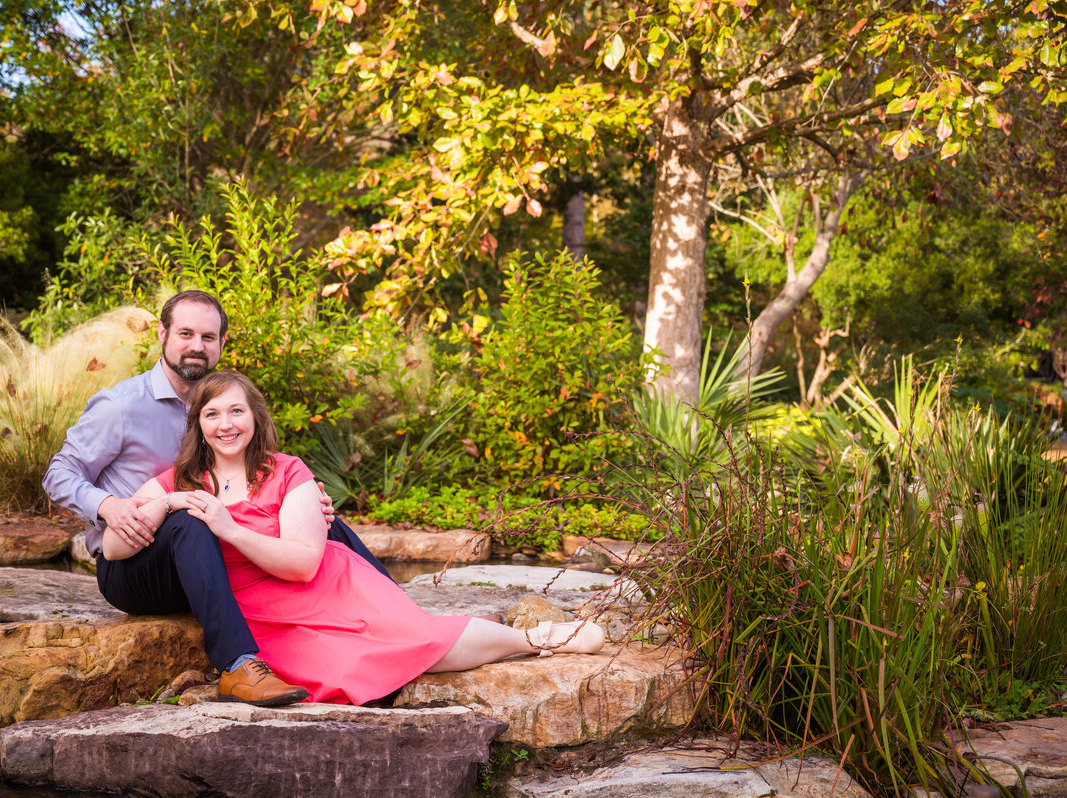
[141,181,404,451]
[458,251,651,488]
[23,209,159,345]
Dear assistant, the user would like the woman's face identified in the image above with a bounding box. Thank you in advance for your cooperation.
[199,383,255,460]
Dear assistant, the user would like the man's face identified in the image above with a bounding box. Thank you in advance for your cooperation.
[158,301,225,382]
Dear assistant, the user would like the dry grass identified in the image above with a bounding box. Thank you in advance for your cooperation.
[0,307,154,512]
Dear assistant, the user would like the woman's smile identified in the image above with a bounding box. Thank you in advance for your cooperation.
[199,383,255,459]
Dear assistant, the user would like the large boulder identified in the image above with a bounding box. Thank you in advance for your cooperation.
[396,643,694,747]
[1,614,210,727]
[0,567,209,727]
[0,702,506,798]
[351,523,491,563]
[508,739,871,797]
[0,519,71,565]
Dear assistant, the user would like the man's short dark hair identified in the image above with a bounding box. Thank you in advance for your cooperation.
[160,290,229,337]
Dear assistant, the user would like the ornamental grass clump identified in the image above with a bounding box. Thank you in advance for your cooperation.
[0,308,153,512]
[602,364,1067,796]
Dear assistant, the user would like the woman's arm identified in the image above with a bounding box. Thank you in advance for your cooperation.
[100,478,192,560]
[185,480,327,582]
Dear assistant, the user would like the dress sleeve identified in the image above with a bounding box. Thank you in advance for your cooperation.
[277,454,315,496]
[155,468,177,492]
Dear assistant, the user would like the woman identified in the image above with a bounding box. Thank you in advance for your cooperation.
[103,370,603,705]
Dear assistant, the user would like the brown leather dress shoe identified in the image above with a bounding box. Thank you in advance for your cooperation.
[217,659,309,707]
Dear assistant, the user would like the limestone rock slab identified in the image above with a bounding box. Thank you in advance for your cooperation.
[0,566,115,623]
[508,740,870,797]
[1,614,209,727]
[562,535,654,567]
[350,523,491,562]
[395,643,694,747]
[958,717,1067,795]
[407,563,627,594]
[0,520,71,565]
[1,702,506,797]
[68,531,96,571]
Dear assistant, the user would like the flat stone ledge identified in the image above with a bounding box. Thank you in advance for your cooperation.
[396,643,695,748]
[407,563,632,595]
[508,739,871,797]
[0,566,115,623]
[1,702,506,798]
[350,523,491,563]
[0,520,71,565]
[954,717,1067,796]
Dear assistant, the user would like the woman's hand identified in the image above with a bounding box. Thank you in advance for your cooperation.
[185,490,239,539]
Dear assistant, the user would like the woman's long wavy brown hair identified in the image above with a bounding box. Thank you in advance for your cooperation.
[172,370,277,495]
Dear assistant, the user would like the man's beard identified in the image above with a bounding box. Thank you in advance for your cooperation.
[164,350,211,381]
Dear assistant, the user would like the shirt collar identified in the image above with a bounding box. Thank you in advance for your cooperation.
[148,358,183,402]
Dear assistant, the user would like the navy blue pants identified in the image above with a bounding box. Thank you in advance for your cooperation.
[97,511,390,671]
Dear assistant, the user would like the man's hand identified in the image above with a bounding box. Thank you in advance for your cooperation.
[317,482,336,525]
[98,496,157,551]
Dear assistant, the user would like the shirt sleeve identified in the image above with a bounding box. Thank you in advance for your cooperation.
[42,393,124,525]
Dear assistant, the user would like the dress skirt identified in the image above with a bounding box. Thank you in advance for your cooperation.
[229,540,470,705]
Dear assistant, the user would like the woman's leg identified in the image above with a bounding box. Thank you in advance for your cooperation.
[425,617,603,673]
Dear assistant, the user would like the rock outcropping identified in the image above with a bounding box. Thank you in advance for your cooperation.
[0,519,71,565]
[508,739,872,797]
[1,702,506,797]
[352,523,491,562]
[397,643,694,747]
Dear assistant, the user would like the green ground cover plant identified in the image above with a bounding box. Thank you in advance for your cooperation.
[366,485,648,552]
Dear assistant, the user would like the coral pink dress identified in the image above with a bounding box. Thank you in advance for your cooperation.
[157,454,470,704]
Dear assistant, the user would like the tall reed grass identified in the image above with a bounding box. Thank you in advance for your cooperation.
[596,362,1067,796]
[0,308,153,512]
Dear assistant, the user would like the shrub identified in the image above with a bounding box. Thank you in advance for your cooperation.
[0,308,154,512]
[23,210,159,345]
[140,181,391,451]
[458,251,651,488]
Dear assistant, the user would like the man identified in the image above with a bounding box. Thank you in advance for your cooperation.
[43,290,390,706]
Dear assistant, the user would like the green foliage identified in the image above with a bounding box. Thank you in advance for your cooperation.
[606,358,1067,795]
[367,486,648,552]
[0,132,77,308]
[141,181,381,450]
[2,0,370,230]
[631,332,784,476]
[304,400,469,508]
[459,251,650,487]
[23,210,157,344]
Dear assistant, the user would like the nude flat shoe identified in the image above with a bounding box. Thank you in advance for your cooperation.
[526,619,605,657]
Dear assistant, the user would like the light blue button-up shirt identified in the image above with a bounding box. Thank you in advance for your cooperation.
[43,359,190,556]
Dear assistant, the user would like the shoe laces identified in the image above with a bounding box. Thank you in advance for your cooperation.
[249,659,274,676]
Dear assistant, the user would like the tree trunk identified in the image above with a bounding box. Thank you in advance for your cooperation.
[736,172,862,378]
[562,185,585,262]
[644,98,715,403]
